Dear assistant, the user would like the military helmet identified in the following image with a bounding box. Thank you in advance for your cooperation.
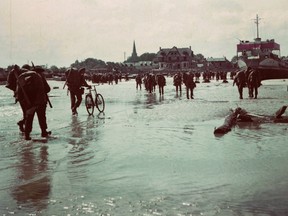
[21,64,31,70]
[33,65,45,73]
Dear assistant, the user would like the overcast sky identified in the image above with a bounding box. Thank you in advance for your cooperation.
[1,0,288,68]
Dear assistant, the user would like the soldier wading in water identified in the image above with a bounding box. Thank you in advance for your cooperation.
[17,65,52,140]
[233,70,246,99]
[65,67,91,115]
[184,72,196,99]
[6,64,30,132]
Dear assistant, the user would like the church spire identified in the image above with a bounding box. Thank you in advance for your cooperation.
[131,40,138,62]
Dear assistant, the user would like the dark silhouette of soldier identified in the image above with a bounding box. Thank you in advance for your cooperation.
[157,74,166,95]
[184,73,196,99]
[135,74,142,90]
[6,64,31,132]
[144,73,155,93]
[233,70,246,99]
[247,69,260,99]
[17,66,51,140]
[173,72,182,93]
[65,68,91,115]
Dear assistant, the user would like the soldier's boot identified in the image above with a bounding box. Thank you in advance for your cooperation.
[41,130,52,138]
[72,106,78,115]
[17,120,25,132]
[25,132,31,141]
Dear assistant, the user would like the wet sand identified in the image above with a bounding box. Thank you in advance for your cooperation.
[0,77,288,215]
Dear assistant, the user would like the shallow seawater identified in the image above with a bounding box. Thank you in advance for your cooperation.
[0,77,288,215]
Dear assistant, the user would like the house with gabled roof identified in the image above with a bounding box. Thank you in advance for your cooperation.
[206,57,232,70]
[154,46,194,70]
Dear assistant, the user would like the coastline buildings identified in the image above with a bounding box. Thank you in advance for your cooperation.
[125,42,233,72]
[154,46,194,70]
[206,57,233,70]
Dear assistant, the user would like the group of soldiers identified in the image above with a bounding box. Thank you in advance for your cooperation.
[135,73,166,95]
[233,67,260,99]
[135,72,196,99]
[173,72,197,99]
[194,70,228,83]
[5,63,260,140]
[5,64,92,140]
[90,73,122,85]
[134,68,261,100]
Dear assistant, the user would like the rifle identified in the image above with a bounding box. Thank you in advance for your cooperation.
[63,68,72,89]
[31,61,53,108]
[63,79,68,89]
[46,94,53,108]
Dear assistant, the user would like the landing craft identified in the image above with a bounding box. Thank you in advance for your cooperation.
[236,14,288,81]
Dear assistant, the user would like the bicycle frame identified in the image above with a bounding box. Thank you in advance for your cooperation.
[87,85,99,98]
[85,84,105,115]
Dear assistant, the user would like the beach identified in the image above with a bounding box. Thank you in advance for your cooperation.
[0,77,288,215]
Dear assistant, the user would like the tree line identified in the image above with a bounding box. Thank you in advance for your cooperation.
[0,52,223,81]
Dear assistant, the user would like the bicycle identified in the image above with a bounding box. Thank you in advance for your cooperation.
[85,84,105,115]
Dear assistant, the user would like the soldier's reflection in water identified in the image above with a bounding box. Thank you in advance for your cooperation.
[175,90,182,98]
[12,144,51,211]
[68,115,105,184]
[145,93,157,109]
[70,116,84,138]
[67,116,91,183]
[159,94,164,102]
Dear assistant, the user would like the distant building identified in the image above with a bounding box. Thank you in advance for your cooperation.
[129,40,138,63]
[155,46,194,70]
[206,57,232,70]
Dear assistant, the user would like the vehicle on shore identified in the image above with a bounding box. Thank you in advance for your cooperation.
[236,14,288,81]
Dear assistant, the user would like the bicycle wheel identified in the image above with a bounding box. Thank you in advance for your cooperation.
[95,93,105,112]
[85,94,94,115]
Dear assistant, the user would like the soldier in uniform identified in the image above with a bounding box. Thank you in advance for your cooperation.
[6,64,31,132]
[233,70,246,99]
[185,73,196,99]
[17,66,51,140]
[65,67,91,115]
[157,74,166,95]
[135,74,142,90]
[173,72,182,93]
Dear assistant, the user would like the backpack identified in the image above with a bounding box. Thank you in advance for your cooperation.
[17,71,46,106]
[6,65,23,92]
[66,68,82,91]
[6,69,18,91]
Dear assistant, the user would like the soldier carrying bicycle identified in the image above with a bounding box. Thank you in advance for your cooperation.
[65,67,91,115]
